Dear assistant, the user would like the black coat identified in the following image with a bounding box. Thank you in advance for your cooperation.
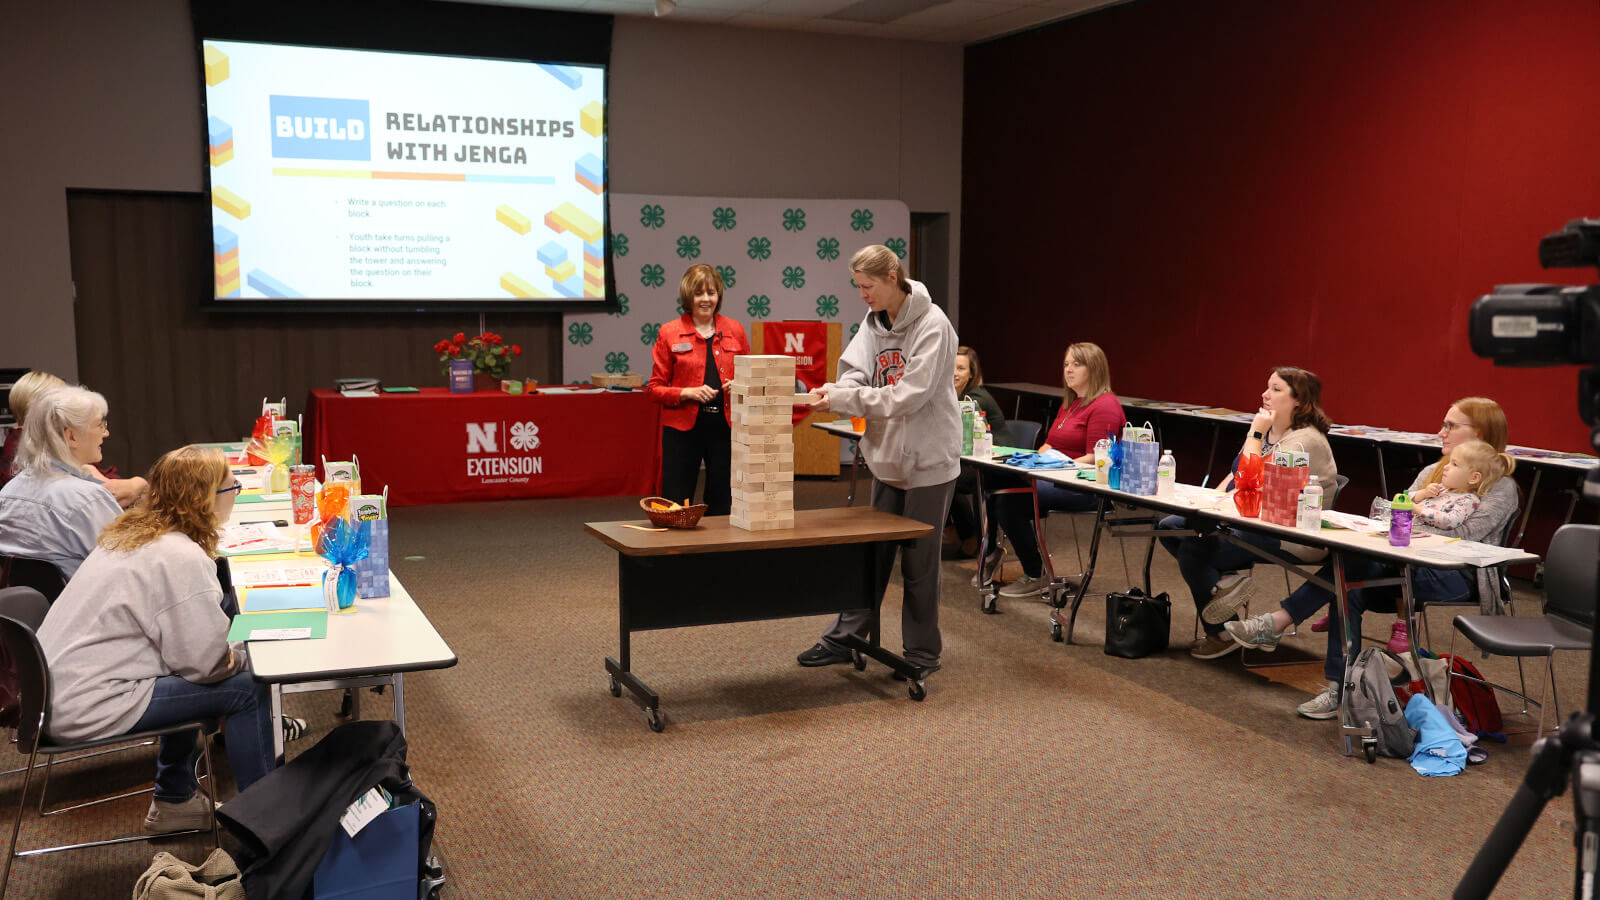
[218,720,436,900]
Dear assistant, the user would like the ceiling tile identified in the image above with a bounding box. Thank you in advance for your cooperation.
[942,4,1072,40]
[891,0,1017,29]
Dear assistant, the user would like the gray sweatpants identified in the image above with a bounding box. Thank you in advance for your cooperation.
[821,477,957,668]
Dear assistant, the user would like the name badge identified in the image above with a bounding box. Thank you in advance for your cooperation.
[671,342,692,353]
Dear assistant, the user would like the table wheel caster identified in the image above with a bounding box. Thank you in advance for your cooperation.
[1050,620,1063,642]
[646,708,665,733]
[980,591,998,615]
[907,681,926,702]
[851,650,867,671]
[608,675,621,697]
[1363,740,1377,764]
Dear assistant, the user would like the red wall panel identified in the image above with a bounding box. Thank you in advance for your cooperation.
[962,0,1600,452]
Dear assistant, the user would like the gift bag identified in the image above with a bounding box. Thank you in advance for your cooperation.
[312,801,420,900]
[355,518,391,599]
[1120,440,1160,496]
[1261,445,1310,527]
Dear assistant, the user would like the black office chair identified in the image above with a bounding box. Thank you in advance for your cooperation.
[0,559,63,605]
[0,616,222,898]
[1444,523,1596,738]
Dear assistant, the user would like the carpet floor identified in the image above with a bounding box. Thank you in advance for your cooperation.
[0,474,1582,897]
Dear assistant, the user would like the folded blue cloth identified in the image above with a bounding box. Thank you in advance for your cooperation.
[1005,451,1071,470]
[1405,694,1466,777]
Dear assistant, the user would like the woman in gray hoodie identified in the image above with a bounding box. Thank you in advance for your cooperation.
[797,245,960,677]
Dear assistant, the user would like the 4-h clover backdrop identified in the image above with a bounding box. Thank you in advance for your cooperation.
[561,195,910,385]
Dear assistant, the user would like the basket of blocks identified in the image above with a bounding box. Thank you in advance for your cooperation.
[640,496,709,528]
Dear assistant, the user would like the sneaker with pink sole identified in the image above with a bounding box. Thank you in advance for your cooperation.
[1386,621,1411,654]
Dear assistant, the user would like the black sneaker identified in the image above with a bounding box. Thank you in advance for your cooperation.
[797,643,853,667]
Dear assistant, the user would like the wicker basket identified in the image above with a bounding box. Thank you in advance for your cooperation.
[640,496,708,528]
[592,373,644,388]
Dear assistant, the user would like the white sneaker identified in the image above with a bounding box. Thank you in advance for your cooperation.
[1224,613,1282,651]
[970,546,1005,588]
[1201,572,1254,625]
[142,794,216,834]
[1297,682,1341,720]
[998,573,1049,598]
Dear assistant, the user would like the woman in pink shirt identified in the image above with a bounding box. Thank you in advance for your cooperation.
[992,342,1126,598]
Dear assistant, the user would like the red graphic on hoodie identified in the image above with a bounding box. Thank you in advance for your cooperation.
[874,348,905,387]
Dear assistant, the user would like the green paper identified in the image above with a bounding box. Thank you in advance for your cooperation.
[382,386,420,393]
[228,610,327,641]
[991,446,1029,456]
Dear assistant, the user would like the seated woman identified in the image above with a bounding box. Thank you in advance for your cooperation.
[948,345,1008,558]
[1223,397,1519,719]
[991,342,1126,599]
[0,385,123,578]
[38,445,275,833]
[1156,367,1337,659]
[2,372,145,506]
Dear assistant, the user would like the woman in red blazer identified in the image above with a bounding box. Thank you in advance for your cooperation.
[645,264,750,515]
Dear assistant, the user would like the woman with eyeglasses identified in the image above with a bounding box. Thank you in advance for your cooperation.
[0,385,124,579]
[1222,397,1520,720]
[38,445,276,833]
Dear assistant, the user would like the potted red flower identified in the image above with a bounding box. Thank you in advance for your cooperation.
[435,331,523,392]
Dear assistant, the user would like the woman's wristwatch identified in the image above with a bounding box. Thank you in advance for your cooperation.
[1249,430,1267,442]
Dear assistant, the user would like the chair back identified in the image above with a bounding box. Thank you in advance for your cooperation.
[0,588,49,632]
[1331,474,1350,508]
[0,556,65,604]
[0,616,51,752]
[1007,420,1043,451]
[1545,524,1598,629]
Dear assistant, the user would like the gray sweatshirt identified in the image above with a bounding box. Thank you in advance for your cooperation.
[1409,462,1520,614]
[38,533,241,742]
[824,279,960,488]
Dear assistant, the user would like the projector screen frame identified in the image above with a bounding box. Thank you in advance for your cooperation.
[192,0,616,314]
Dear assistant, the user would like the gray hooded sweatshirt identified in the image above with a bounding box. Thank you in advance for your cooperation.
[823,279,961,489]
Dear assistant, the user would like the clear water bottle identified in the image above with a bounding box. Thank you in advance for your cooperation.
[1157,449,1176,497]
[974,412,993,458]
[1297,475,1323,530]
[1094,438,1111,483]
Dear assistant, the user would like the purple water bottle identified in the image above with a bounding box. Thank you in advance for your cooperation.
[1388,492,1413,547]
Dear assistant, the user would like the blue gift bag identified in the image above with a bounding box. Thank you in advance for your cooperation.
[1120,441,1160,496]
[313,801,419,900]
[355,519,391,599]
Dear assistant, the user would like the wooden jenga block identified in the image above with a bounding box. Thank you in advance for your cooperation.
[731,406,790,426]
[731,446,794,464]
[732,460,794,478]
[730,512,793,532]
[732,421,790,437]
[732,432,788,449]
[732,490,794,507]
[734,355,796,377]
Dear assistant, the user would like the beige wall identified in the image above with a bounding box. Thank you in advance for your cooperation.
[0,3,962,381]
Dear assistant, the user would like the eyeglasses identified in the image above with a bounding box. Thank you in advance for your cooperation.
[1439,421,1472,433]
[216,483,242,495]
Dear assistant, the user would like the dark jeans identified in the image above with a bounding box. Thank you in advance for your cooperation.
[1156,514,1299,635]
[129,670,274,803]
[995,480,1100,577]
[1275,556,1472,682]
[660,415,732,517]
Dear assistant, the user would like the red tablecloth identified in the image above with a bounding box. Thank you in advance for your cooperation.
[307,388,660,506]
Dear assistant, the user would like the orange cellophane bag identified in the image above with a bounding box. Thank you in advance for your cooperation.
[1232,452,1264,517]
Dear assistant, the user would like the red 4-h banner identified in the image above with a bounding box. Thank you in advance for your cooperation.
[761,321,828,425]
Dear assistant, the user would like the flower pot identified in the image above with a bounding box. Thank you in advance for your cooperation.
[473,372,500,392]
[446,359,474,393]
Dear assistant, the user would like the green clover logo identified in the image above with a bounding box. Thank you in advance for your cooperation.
[609,292,630,317]
[640,264,665,288]
[640,323,659,346]
[640,204,665,229]
[782,207,807,232]
[715,265,736,289]
[885,237,907,258]
[675,235,701,259]
[850,208,874,232]
[781,265,806,290]
[712,206,737,231]
[815,294,840,318]
[604,351,630,374]
[849,323,860,341]
[747,236,772,261]
[747,295,771,318]
[816,237,840,261]
[567,322,594,346]
[614,234,629,257]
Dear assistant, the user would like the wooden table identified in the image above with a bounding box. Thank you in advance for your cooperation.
[585,507,933,732]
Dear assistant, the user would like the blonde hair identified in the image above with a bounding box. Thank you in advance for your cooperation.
[15,385,107,478]
[675,264,724,317]
[1449,439,1516,498]
[1423,397,1509,487]
[8,371,66,425]
[1063,342,1112,407]
[849,245,911,294]
[99,446,228,556]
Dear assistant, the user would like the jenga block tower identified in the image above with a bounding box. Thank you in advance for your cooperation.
[728,355,797,531]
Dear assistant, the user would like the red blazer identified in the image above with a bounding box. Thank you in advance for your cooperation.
[645,314,751,431]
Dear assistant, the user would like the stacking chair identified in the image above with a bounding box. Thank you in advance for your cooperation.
[1444,523,1596,738]
[0,559,63,606]
[0,616,221,898]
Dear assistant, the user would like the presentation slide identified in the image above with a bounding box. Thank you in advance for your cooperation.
[201,40,608,303]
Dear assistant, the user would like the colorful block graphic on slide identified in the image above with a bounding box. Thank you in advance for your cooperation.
[201,40,608,302]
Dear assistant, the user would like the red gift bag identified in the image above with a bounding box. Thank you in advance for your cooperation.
[1261,459,1309,526]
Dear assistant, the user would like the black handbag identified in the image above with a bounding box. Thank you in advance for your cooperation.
[1103,588,1172,658]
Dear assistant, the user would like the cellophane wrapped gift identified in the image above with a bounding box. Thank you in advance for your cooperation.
[1261,457,1310,526]
[316,515,370,612]
[1121,440,1160,495]
[1233,452,1264,517]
